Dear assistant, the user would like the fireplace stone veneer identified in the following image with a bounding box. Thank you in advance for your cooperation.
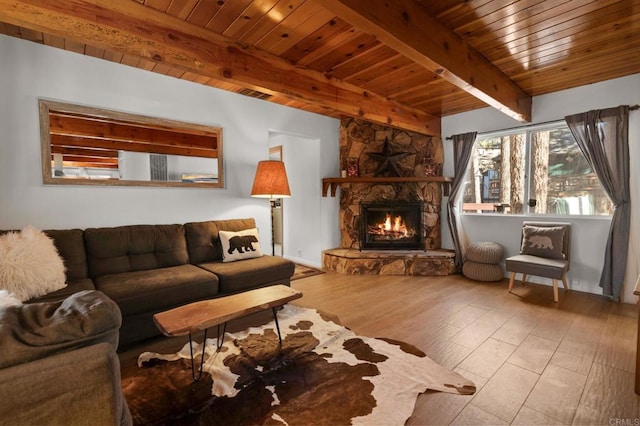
[323,249,455,276]
[322,118,456,276]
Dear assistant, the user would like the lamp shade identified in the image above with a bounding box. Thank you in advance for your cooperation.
[250,160,291,198]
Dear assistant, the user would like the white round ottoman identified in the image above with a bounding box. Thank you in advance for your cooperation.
[463,242,504,282]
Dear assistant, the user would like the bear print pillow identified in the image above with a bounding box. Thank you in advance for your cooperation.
[219,228,263,262]
[520,225,566,260]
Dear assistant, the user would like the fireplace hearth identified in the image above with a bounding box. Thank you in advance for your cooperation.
[360,202,424,250]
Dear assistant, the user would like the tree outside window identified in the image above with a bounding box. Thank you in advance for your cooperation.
[462,124,612,215]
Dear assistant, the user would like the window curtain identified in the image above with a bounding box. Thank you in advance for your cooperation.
[447,132,477,270]
[565,106,630,302]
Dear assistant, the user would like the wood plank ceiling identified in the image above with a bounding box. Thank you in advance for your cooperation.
[1,0,639,137]
[48,109,220,170]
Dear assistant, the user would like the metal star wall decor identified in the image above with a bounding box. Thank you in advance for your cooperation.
[367,137,409,177]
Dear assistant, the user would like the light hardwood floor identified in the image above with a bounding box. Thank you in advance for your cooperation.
[119,272,640,425]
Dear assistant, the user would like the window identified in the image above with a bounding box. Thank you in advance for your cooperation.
[461,122,612,215]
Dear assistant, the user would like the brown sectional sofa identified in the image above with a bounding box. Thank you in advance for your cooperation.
[0,290,132,425]
[25,218,295,347]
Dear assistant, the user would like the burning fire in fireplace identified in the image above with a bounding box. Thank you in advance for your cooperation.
[360,202,423,250]
[368,213,415,239]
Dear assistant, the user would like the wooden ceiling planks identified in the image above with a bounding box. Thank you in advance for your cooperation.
[513,44,640,94]
[205,0,255,33]
[342,54,413,87]
[464,0,621,50]
[281,17,352,64]
[315,0,532,122]
[449,0,556,39]
[165,0,200,20]
[364,63,433,97]
[237,0,307,45]
[84,44,105,59]
[51,145,119,159]
[483,1,640,61]
[0,0,440,134]
[328,43,395,79]
[143,0,172,12]
[221,0,283,39]
[0,0,639,132]
[47,107,221,169]
[303,31,378,72]
[186,0,226,28]
[254,2,334,55]
[17,26,43,44]
[51,133,219,159]
[64,39,85,55]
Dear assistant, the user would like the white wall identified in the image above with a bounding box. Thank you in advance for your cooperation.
[442,73,640,303]
[269,131,323,267]
[0,34,341,265]
[167,155,218,181]
[119,151,151,181]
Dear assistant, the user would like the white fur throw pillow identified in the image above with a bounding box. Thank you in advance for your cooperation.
[0,226,67,301]
[219,228,263,262]
[0,290,22,307]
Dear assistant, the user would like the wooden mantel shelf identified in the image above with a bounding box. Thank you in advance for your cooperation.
[322,176,454,197]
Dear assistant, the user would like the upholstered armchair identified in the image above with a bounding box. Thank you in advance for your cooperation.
[0,290,132,425]
[506,222,571,303]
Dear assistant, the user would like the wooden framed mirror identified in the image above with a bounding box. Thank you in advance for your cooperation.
[39,99,224,188]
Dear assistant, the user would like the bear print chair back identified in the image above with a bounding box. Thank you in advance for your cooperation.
[505,222,571,303]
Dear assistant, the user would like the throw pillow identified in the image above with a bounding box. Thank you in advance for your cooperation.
[0,290,22,308]
[219,228,263,262]
[0,225,67,301]
[520,225,566,260]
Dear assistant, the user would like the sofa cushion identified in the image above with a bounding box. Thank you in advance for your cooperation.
[44,229,89,281]
[184,220,220,264]
[28,278,95,304]
[197,256,294,294]
[185,218,257,263]
[505,254,568,280]
[94,264,219,317]
[85,224,189,278]
[0,290,121,369]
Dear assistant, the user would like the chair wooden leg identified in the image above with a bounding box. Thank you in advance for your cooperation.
[522,274,528,285]
[508,272,516,293]
[552,279,559,303]
[561,275,569,291]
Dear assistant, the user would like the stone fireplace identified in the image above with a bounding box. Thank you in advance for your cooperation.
[322,118,456,276]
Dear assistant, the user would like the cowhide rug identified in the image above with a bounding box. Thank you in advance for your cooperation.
[123,305,475,425]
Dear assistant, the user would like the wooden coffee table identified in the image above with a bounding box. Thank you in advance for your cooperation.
[153,284,303,380]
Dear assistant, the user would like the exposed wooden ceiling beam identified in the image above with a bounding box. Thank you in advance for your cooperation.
[314,0,532,122]
[61,160,118,169]
[0,0,441,136]
[49,112,218,150]
[50,134,218,158]
[50,145,119,159]
[54,155,118,166]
